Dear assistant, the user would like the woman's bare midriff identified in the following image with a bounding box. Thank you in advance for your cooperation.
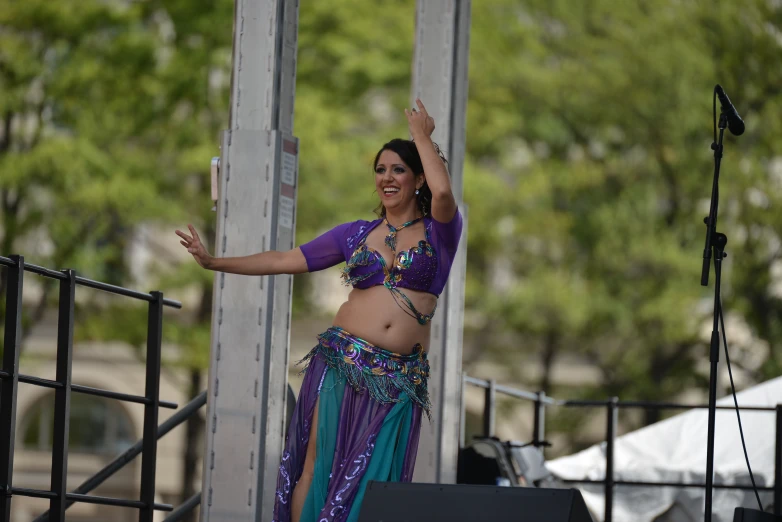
[332,285,437,355]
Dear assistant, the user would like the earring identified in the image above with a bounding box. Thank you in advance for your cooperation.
[415,189,420,195]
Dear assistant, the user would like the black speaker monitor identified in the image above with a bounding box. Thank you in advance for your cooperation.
[733,508,782,522]
[358,482,595,522]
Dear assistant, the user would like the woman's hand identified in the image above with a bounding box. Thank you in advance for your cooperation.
[405,98,435,140]
[176,224,214,269]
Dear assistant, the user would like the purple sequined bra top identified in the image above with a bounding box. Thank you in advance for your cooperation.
[339,219,438,324]
[299,211,463,325]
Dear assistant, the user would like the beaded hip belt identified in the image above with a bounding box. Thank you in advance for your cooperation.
[299,327,431,419]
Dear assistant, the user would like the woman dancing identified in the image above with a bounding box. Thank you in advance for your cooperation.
[176,99,463,522]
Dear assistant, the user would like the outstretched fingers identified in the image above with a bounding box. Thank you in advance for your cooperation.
[176,231,196,255]
[176,225,210,262]
[415,98,429,117]
[188,224,201,243]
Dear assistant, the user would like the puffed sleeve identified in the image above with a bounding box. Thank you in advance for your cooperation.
[298,222,352,272]
[430,208,463,259]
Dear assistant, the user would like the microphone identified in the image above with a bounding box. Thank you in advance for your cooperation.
[715,84,745,136]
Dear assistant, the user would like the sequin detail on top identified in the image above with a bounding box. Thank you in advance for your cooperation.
[340,227,438,325]
[298,327,431,420]
[346,224,368,251]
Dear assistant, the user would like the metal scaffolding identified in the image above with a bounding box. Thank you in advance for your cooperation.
[410,0,471,485]
[200,0,300,520]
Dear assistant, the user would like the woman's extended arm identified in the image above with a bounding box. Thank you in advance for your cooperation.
[209,249,308,275]
[406,98,458,223]
[175,224,308,275]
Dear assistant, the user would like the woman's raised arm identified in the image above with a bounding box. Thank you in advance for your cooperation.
[405,98,458,223]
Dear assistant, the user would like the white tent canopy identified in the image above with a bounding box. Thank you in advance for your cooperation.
[546,376,782,522]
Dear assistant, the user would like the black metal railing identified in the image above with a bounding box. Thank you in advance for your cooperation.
[0,255,183,522]
[10,248,777,521]
[32,391,207,522]
[462,374,782,522]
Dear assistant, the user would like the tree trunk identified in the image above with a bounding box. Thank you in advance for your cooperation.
[539,330,559,394]
[643,401,661,426]
[180,268,214,520]
[643,341,693,426]
[181,367,203,522]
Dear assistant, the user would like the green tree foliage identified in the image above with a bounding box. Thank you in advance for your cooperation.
[464,0,782,433]
[0,0,174,352]
[294,0,417,236]
[0,1,180,277]
[0,0,233,352]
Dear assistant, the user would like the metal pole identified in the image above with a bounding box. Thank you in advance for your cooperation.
[483,380,496,438]
[775,404,781,516]
[139,291,163,522]
[0,255,24,521]
[49,270,76,522]
[533,391,547,449]
[201,1,299,520]
[605,397,618,522]
[411,0,471,485]
[459,372,466,449]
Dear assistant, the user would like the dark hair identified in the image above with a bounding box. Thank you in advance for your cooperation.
[372,138,448,218]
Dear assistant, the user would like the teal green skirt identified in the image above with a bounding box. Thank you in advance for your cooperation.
[301,366,417,521]
[273,327,428,522]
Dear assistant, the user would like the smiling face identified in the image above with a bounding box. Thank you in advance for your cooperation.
[374,149,424,216]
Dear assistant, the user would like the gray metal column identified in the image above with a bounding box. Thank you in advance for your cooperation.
[411,0,471,484]
[201,1,299,521]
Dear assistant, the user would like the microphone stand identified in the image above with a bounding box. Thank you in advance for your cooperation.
[701,110,729,522]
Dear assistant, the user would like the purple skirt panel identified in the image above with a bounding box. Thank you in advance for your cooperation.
[272,328,428,522]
